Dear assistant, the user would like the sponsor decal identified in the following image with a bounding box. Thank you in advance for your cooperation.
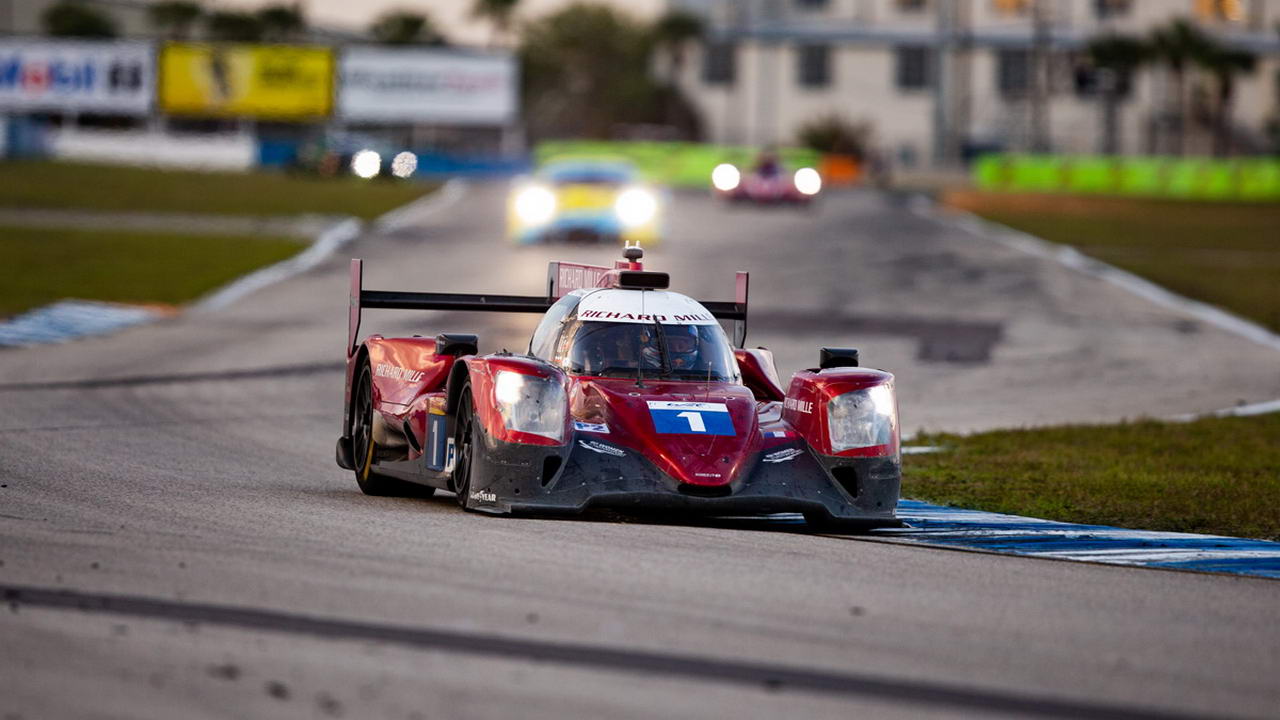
[647,400,735,436]
[573,420,610,434]
[469,489,497,504]
[784,397,813,414]
[375,363,424,382]
[444,438,457,474]
[578,440,626,457]
[159,43,333,119]
[578,309,715,323]
[767,430,792,438]
[339,48,516,124]
[763,448,804,464]
[694,472,722,478]
[0,40,153,114]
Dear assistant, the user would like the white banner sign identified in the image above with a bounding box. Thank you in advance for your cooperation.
[339,47,516,125]
[0,40,153,115]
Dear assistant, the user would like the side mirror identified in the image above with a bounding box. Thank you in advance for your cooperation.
[819,347,859,369]
[436,333,479,356]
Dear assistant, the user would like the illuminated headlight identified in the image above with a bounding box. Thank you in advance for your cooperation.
[614,187,658,227]
[351,149,381,179]
[711,163,740,191]
[827,384,896,453]
[493,370,566,442]
[390,151,417,179]
[794,167,822,195]
[514,185,557,225]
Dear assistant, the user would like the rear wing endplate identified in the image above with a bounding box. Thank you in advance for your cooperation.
[349,258,750,357]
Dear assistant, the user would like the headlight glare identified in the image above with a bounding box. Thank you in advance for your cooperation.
[351,149,381,179]
[614,187,658,227]
[492,370,566,442]
[514,185,557,225]
[711,163,741,191]
[827,384,896,453]
[794,167,822,195]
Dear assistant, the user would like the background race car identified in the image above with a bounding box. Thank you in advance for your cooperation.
[507,159,664,244]
[337,246,901,531]
[711,156,823,206]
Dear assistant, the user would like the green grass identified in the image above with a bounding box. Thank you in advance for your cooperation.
[905,414,1280,540]
[0,161,434,220]
[947,192,1280,331]
[0,226,306,316]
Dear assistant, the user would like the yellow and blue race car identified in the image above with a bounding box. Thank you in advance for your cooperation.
[507,159,663,245]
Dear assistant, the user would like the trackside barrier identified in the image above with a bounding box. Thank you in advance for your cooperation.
[974,153,1280,201]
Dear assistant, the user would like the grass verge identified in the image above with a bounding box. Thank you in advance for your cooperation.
[0,226,306,316]
[0,161,434,220]
[943,191,1280,332]
[905,413,1280,540]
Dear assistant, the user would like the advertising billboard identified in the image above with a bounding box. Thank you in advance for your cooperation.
[159,43,333,119]
[0,40,153,115]
[339,48,517,125]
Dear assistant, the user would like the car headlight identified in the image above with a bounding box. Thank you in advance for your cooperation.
[794,167,822,195]
[493,370,566,442]
[711,163,740,191]
[351,149,381,179]
[390,151,417,179]
[514,185,557,225]
[614,187,658,227]
[827,384,896,452]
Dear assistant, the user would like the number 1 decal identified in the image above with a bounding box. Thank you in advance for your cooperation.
[676,411,706,433]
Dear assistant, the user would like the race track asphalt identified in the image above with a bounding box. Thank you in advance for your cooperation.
[1,183,1278,720]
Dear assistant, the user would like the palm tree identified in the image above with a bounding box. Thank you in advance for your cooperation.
[1199,46,1257,156]
[1148,19,1213,154]
[651,10,703,86]
[42,1,118,38]
[257,4,306,43]
[147,1,202,40]
[472,0,520,46]
[1087,34,1149,154]
[369,11,445,46]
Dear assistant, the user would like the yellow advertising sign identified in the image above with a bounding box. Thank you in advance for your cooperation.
[160,43,332,119]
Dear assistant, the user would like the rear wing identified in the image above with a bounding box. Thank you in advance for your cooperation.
[349,258,749,357]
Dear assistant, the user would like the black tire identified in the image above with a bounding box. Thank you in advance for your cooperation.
[452,382,478,509]
[351,358,434,497]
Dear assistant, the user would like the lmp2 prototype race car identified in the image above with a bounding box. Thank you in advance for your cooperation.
[507,159,663,245]
[335,246,901,530]
[711,152,823,205]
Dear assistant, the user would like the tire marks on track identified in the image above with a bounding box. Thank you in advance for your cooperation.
[0,583,1214,720]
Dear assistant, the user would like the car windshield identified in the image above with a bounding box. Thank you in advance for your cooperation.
[565,321,738,382]
[545,165,632,186]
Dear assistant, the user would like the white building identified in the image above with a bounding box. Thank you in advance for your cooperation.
[671,0,1280,165]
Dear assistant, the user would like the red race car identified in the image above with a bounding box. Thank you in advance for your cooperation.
[336,246,900,530]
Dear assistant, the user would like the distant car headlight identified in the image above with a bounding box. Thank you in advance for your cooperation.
[390,151,417,179]
[514,185,557,225]
[711,163,740,191]
[351,149,381,179]
[614,187,658,227]
[493,370,566,442]
[794,167,822,196]
[827,384,896,453]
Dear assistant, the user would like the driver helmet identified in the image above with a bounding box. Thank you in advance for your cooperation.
[665,326,700,370]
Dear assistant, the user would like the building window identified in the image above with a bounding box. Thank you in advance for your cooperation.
[997,48,1031,97]
[896,0,929,11]
[895,46,933,90]
[702,41,736,85]
[795,0,829,9]
[991,0,1030,15]
[1093,0,1132,18]
[798,44,831,88]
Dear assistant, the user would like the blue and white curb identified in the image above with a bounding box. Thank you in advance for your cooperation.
[877,500,1280,579]
[0,300,166,347]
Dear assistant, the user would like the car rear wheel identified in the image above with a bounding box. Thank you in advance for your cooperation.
[352,359,434,497]
[452,383,477,509]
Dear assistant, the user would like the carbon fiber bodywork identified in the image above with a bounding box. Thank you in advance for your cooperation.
[462,426,902,528]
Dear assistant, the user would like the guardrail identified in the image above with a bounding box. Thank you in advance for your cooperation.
[974,154,1280,201]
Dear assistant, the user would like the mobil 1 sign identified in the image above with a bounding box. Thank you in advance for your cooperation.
[339,47,517,125]
[0,40,152,115]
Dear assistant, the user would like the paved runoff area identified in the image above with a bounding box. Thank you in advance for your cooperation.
[2,184,1279,719]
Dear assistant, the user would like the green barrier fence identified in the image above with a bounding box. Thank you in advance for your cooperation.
[974,154,1280,201]
[534,141,821,187]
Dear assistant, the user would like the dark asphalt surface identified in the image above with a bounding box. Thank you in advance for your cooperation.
[1,183,1278,719]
